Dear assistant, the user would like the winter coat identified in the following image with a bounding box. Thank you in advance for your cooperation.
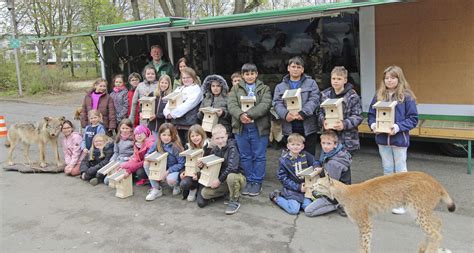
[147,141,185,174]
[110,137,134,162]
[146,60,174,81]
[62,132,83,167]
[110,87,129,127]
[367,94,418,147]
[273,74,320,136]
[80,142,114,177]
[129,81,158,123]
[147,90,168,133]
[197,75,232,133]
[127,88,140,126]
[315,143,352,185]
[227,79,272,136]
[121,135,155,174]
[163,84,202,128]
[319,83,363,151]
[278,150,318,203]
[80,91,116,130]
[210,139,244,183]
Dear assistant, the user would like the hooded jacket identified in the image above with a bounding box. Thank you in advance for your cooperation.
[110,136,135,162]
[197,75,232,133]
[210,139,244,183]
[316,143,352,185]
[110,87,129,126]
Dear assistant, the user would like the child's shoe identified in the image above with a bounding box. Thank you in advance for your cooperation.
[248,182,262,197]
[337,204,347,217]
[146,187,162,201]
[391,207,406,215]
[225,200,241,215]
[187,188,197,202]
[241,183,251,195]
[89,178,99,186]
[269,190,281,204]
[172,186,182,196]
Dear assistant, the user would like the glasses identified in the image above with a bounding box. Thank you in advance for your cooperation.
[182,76,192,80]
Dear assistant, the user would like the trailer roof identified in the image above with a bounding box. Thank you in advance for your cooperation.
[97,0,403,36]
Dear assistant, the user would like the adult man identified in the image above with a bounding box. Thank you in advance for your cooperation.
[146,45,173,80]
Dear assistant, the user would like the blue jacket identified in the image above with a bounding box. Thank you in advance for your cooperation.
[367,95,418,147]
[147,141,185,173]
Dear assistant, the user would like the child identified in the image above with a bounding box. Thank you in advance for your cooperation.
[368,65,418,215]
[80,78,116,135]
[163,67,203,145]
[110,74,129,130]
[230,71,242,90]
[143,123,185,201]
[129,65,158,125]
[80,134,114,185]
[61,120,83,176]
[228,63,272,197]
[179,124,211,201]
[110,119,134,163]
[319,66,362,153]
[198,75,231,134]
[196,124,246,215]
[304,130,352,217]
[127,72,141,127]
[269,133,319,215]
[273,56,320,155]
[148,74,173,135]
[173,57,189,90]
[81,110,106,153]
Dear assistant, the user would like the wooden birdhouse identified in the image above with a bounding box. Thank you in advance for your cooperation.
[138,96,156,120]
[372,101,398,133]
[164,91,183,110]
[198,154,225,187]
[108,170,133,199]
[240,96,256,112]
[180,148,204,177]
[321,98,344,129]
[98,160,121,188]
[282,88,302,113]
[295,165,320,198]
[199,107,220,132]
[145,151,168,181]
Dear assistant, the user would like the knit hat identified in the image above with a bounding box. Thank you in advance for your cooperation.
[134,125,151,137]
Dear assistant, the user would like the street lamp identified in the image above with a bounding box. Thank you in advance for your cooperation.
[7,0,23,97]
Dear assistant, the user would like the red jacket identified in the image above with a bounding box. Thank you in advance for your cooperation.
[121,135,155,174]
[127,89,140,127]
[81,91,117,130]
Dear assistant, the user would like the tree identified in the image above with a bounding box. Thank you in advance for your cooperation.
[233,0,265,14]
[157,0,185,17]
[130,0,140,20]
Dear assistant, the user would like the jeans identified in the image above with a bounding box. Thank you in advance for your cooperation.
[275,197,312,215]
[235,124,268,184]
[378,145,408,175]
[304,197,337,217]
[144,162,180,189]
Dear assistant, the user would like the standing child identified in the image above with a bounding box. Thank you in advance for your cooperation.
[81,110,106,153]
[143,123,185,201]
[61,120,83,176]
[319,66,362,153]
[179,124,211,201]
[163,67,203,145]
[273,56,320,155]
[198,75,232,134]
[368,65,418,215]
[230,71,242,90]
[80,134,114,185]
[228,63,272,197]
[110,74,129,130]
[129,66,158,125]
[80,78,116,135]
[127,72,141,127]
[148,74,173,135]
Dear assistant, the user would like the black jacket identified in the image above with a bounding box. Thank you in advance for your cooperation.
[80,142,114,177]
[210,139,244,182]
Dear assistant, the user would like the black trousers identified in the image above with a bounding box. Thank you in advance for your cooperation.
[180,176,199,199]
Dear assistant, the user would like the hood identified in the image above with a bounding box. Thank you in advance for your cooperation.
[202,75,229,95]
[330,83,354,98]
[282,74,310,84]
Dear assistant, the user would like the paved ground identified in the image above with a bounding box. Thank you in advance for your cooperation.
[0,100,473,252]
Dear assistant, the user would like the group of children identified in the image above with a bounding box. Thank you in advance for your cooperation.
[62,54,418,216]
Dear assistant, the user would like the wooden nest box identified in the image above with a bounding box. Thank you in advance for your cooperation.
[240,96,256,112]
[109,170,133,198]
[321,98,344,129]
[164,91,183,110]
[372,101,397,133]
[198,154,225,187]
[295,165,320,198]
[98,160,121,188]
[138,96,156,120]
[199,107,220,132]
[282,88,302,113]
[145,151,168,181]
[180,148,204,177]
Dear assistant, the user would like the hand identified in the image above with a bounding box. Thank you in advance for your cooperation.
[210,179,221,189]
[192,174,198,181]
[166,114,173,119]
[389,124,400,136]
[159,170,169,181]
[149,114,156,121]
[285,113,295,122]
[122,170,130,178]
[196,160,204,168]
[300,183,306,193]
[294,113,304,121]
[240,113,252,124]
[313,167,323,175]
[83,149,89,154]
[216,109,223,117]
[333,121,344,131]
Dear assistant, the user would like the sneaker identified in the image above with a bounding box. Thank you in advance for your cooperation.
[225,200,241,215]
[187,189,197,202]
[391,207,406,215]
[146,187,162,201]
[89,178,99,186]
[135,179,148,186]
[248,182,262,197]
[337,204,347,217]
[269,190,281,204]
[241,183,251,196]
[172,186,182,196]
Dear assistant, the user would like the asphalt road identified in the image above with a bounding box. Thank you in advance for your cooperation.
[1,101,473,252]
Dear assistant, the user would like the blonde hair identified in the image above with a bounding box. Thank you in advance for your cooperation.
[91,78,108,93]
[331,66,348,79]
[211,124,227,137]
[377,65,417,103]
[181,67,199,85]
[155,74,172,96]
[187,124,207,149]
[231,72,241,81]
[89,134,110,161]
[321,130,338,143]
[287,133,305,144]
[88,109,103,123]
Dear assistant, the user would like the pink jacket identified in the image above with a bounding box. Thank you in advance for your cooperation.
[121,135,156,174]
[62,132,83,166]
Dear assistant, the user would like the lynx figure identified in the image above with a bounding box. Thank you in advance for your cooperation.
[314,171,455,253]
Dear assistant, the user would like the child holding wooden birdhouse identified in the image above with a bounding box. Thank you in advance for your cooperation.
[227,63,272,197]
[197,74,232,135]
[80,134,114,185]
[368,65,418,215]
[143,123,185,201]
[147,74,173,135]
[319,66,362,153]
[129,65,158,125]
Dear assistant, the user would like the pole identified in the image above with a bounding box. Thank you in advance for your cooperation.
[8,0,23,97]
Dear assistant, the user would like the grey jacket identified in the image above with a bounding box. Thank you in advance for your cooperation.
[273,74,320,136]
[110,138,134,162]
[198,75,231,133]
[110,88,129,126]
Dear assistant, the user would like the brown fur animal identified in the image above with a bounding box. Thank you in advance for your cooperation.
[5,116,65,168]
[314,171,455,253]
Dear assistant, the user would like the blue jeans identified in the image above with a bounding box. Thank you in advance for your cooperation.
[275,197,312,215]
[144,162,180,189]
[235,124,269,184]
[378,145,408,175]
